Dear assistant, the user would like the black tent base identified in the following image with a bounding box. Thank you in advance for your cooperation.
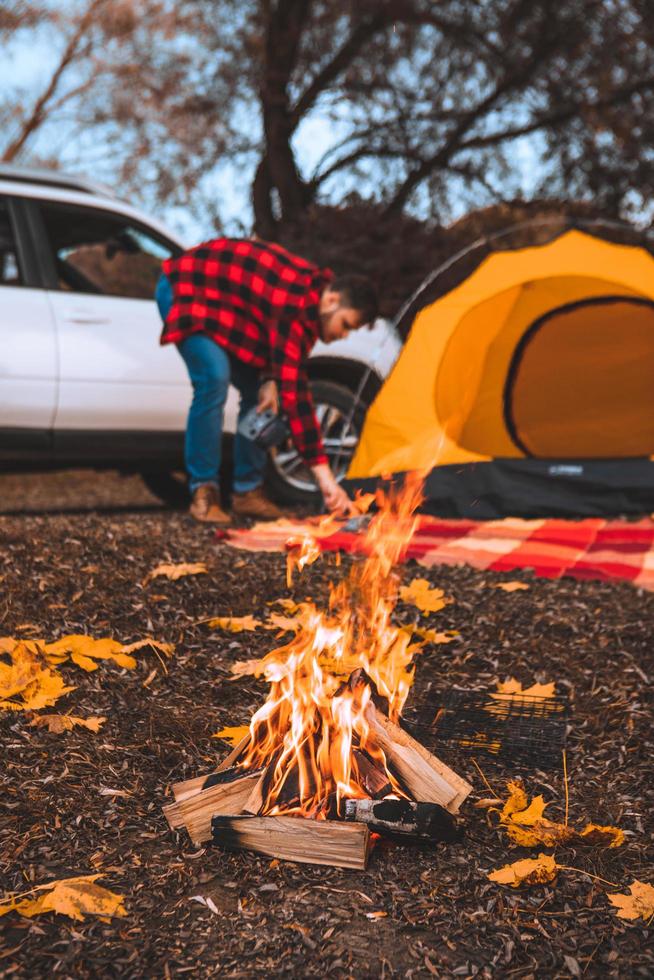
[343,457,654,520]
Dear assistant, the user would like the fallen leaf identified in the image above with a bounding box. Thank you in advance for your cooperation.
[267,598,301,613]
[29,714,106,734]
[44,635,173,672]
[146,562,208,582]
[608,880,654,921]
[578,823,624,848]
[399,578,449,614]
[0,643,75,712]
[488,853,560,888]
[212,725,249,745]
[492,581,530,592]
[495,678,556,700]
[207,615,262,632]
[0,875,126,921]
[495,782,619,849]
[405,627,459,644]
[365,910,388,919]
[473,797,503,809]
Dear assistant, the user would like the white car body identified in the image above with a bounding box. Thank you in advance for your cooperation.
[0,170,400,453]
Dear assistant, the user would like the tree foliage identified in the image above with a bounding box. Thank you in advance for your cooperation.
[3,1,654,306]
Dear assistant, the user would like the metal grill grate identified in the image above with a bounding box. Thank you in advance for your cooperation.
[406,689,569,769]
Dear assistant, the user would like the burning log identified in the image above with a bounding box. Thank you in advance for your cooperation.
[171,734,251,802]
[210,814,371,870]
[367,706,472,813]
[164,771,261,844]
[163,475,472,869]
[352,748,392,798]
[344,798,461,843]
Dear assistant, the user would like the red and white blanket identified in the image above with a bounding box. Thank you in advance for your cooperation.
[222,516,654,591]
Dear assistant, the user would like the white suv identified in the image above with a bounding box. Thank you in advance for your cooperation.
[0,165,400,505]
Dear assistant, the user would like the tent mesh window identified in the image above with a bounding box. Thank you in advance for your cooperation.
[406,689,569,770]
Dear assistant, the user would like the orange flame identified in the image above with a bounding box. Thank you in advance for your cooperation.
[236,474,427,818]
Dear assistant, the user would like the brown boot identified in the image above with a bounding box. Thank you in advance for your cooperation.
[232,487,284,521]
[189,484,231,524]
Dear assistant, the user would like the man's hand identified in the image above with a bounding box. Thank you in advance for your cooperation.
[311,463,356,516]
[257,379,279,415]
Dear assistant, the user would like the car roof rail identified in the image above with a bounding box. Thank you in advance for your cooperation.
[0,163,120,200]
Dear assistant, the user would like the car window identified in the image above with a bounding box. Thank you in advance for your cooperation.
[37,200,175,299]
[0,197,23,286]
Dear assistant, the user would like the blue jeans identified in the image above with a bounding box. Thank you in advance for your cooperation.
[156,274,267,494]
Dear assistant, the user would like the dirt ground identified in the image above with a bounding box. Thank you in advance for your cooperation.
[1,470,653,979]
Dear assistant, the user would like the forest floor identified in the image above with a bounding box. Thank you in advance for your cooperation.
[1,470,652,979]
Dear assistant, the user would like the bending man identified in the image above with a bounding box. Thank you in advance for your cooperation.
[156,237,377,523]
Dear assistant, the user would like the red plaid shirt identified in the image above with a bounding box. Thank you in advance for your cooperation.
[161,238,332,466]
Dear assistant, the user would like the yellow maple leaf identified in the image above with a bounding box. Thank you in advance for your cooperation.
[264,612,302,633]
[207,615,262,632]
[492,581,530,592]
[29,714,106,734]
[486,678,559,721]
[496,782,618,849]
[212,725,249,745]
[147,562,208,582]
[500,781,529,819]
[578,823,624,848]
[505,820,574,848]
[488,853,559,888]
[0,875,126,921]
[497,782,573,847]
[495,678,556,699]
[608,880,654,921]
[230,658,262,678]
[399,578,449,615]
[0,643,75,712]
[123,638,174,656]
[404,626,459,644]
[267,598,302,614]
[43,635,173,672]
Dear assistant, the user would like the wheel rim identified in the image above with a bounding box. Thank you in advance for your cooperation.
[269,401,359,493]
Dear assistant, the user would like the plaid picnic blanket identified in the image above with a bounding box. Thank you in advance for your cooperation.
[223,516,654,591]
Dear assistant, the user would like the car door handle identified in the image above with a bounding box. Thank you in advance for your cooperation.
[67,315,111,325]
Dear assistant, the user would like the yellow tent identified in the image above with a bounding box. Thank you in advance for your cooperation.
[348,224,654,518]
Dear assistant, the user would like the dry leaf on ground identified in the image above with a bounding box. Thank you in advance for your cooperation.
[0,642,75,712]
[267,598,302,613]
[495,678,556,699]
[486,678,560,720]
[488,853,559,888]
[578,823,624,848]
[494,781,623,849]
[146,562,208,583]
[408,627,459,645]
[0,875,126,921]
[207,615,262,632]
[212,725,249,745]
[29,714,106,734]
[264,612,303,633]
[608,880,654,921]
[399,578,449,614]
[44,635,173,672]
[492,581,530,592]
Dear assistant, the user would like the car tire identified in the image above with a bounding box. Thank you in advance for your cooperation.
[264,379,366,507]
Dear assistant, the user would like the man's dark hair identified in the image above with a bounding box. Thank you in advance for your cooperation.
[332,274,378,325]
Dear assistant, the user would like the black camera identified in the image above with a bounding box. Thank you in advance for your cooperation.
[237,406,291,450]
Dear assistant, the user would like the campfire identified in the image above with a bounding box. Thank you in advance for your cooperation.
[164,476,471,869]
